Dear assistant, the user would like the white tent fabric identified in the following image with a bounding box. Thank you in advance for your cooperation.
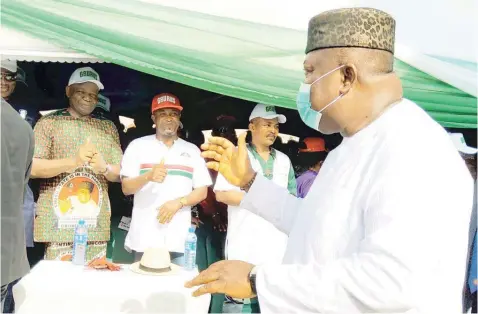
[395,44,477,97]
[0,26,102,63]
[140,0,477,96]
[0,0,475,127]
[2,0,475,95]
[139,0,476,61]
[0,0,478,96]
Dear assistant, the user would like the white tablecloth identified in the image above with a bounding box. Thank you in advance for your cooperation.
[13,261,210,313]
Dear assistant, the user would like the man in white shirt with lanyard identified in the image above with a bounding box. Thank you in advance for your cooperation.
[121,93,211,265]
[214,103,296,313]
[186,8,474,313]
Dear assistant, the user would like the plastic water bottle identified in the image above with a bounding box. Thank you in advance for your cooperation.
[184,226,197,271]
[72,219,88,265]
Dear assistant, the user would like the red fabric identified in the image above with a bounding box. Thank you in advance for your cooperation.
[151,93,183,113]
[299,137,326,152]
[199,187,225,215]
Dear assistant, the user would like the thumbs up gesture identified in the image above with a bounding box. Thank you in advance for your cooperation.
[148,158,168,183]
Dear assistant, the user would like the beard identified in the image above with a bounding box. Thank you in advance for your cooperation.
[158,122,179,137]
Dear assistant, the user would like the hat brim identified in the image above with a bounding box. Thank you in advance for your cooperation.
[250,114,287,124]
[459,146,478,155]
[299,148,326,153]
[1,65,16,73]
[130,262,181,276]
[152,105,183,113]
[69,79,104,90]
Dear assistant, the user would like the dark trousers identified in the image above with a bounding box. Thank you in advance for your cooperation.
[1,284,7,312]
[3,279,20,313]
[196,217,226,313]
[473,292,477,313]
[2,244,43,313]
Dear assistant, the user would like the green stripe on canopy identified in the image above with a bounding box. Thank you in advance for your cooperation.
[2,0,476,128]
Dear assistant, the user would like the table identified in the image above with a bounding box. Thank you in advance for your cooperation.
[13,261,210,313]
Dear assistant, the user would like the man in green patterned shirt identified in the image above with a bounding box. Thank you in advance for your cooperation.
[30,67,123,263]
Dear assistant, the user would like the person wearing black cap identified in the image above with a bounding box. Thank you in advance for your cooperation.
[187,8,474,313]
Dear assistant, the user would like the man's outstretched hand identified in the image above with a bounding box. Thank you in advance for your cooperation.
[200,132,255,188]
[185,260,255,299]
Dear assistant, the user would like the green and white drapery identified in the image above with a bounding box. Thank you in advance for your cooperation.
[1,0,476,128]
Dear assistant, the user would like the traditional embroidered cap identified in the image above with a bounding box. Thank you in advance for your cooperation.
[68,67,104,90]
[151,93,183,113]
[249,104,286,123]
[306,8,396,54]
[449,133,477,155]
[96,94,111,112]
[299,137,326,153]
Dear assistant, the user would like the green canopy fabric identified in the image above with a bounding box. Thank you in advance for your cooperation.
[1,0,476,128]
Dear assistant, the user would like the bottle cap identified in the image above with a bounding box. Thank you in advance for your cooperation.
[189,226,196,233]
[78,219,86,225]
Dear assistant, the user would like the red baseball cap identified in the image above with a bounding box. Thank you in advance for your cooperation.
[151,93,183,113]
[299,137,326,153]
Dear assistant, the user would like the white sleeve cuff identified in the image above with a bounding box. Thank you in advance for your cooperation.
[239,174,269,213]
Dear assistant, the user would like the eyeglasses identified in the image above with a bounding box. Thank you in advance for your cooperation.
[1,73,17,82]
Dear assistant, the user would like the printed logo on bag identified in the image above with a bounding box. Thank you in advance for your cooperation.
[80,70,98,80]
[53,170,103,229]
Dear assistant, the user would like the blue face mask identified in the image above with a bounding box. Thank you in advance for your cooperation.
[296,65,345,132]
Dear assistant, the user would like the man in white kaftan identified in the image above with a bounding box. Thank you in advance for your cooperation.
[186,7,474,313]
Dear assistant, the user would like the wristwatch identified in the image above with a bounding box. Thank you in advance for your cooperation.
[179,197,188,208]
[249,266,258,295]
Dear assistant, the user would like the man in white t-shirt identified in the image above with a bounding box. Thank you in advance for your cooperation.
[214,104,296,312]
[120,93,212,265]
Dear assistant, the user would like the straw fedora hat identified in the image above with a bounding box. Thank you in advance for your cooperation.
[130,247,181,276]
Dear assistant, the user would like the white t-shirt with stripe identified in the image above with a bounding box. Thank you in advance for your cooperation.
[121,135,212,253]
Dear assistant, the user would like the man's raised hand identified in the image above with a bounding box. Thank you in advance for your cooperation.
[200,132,255,188]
